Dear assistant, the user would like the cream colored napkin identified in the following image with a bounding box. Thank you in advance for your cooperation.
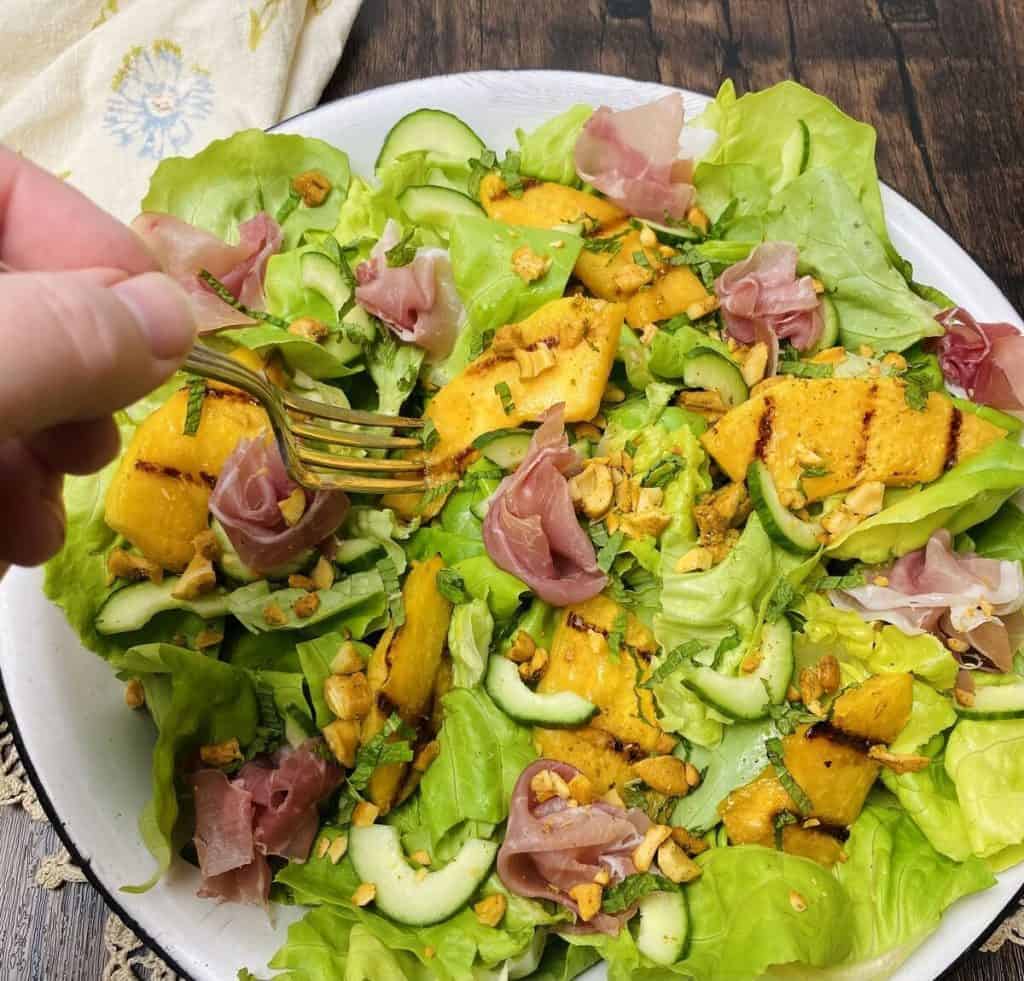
[0,0,362,220]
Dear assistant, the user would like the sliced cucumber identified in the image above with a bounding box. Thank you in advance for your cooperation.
[334,538,384,568]
[399,185,483,234]
[684,618,794,720]
[805,294,839,356]
[682,347,748,408]
[348,824,497,926]
[644,219,703,245]
[300,251,352,316]
[956,683,1024,720]
[636,890,688,966]
[472,428,533,470]
[212,520,313,582]
[376,109,486,172]
[96,579,231,635]
[747,461,822,554]
[485,657,597,727]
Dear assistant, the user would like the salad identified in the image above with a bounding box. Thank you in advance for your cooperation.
[45,79,1024,981]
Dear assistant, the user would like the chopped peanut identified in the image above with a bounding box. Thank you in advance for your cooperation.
[292,170,332,206]
[817,654,841,693]
[514,345,557,379]
[531,768,572,803]
[279,487,307,527]
[685,295,720,320]
[414,740,441,772]
[574,422,603,442]
[171,552,216,601]
[619,508,671,539]
[331,640,364,675]
[200,738,243,768]
[106,547,163,585]
[657,840,702,884]
[632,756,691,796]
[740,342,770,386]
[568,883,603,923]
[288,316,330,343]
[410,849,432,866]
[613,261,653,294]
[741,650,764,674]
[844,481,886,517]
[293,591,320,619]
[262,602,288,626]
[676,546,715,573]
[124,679,145,709]
[327,835,349,864]
[569,463,615,520]
[316,837,331,860]
[288,573,317,592]
[473,893,507,927]
[324,672,371,720]
[568,773,595,806]
[790,890,807,913]
[684,763,702,788]
[946,637,970,654]
[632,825,673,873]
[191,529,221,562]
[491,323,523,356]
[518,647,549,683]
[352,801,380,827]
[639,322,659,346]
[506,630,537,664]
[802,817,821,829]
[799,666,827,718]
[322,719,361,767]
[670,827,709,856]
[194,628,224,650]
[352,882,376,907]
[511,245,553,283]
[868,746,931,774]
[821,506,861,541]
[311,555,335,591]
[686,206,709,233]
[603,383,627,404]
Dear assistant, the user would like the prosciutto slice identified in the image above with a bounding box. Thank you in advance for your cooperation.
[191,744,342,905]
[209,437,349,574]
[482,405,606,606]
[715,242,823,361]
[498,760,651,935]
[354,220,465,360]
[131,212,282,331]
[574,94,695,221]
[830,530,1024,672]
[931,307,1024,411]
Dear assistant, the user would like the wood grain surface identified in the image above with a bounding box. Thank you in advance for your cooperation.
[2,1,1023,979]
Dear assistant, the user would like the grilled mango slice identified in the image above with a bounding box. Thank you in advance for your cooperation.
[480,174,708,328]
[532,596,674,792]
[104,380,270,570]
[362,556,452,813]
[830,672,913,744]
[701,377,1007,503]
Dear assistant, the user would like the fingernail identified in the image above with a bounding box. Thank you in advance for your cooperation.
[114,272,197,360]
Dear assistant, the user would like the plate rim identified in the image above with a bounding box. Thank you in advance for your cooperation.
[4,68,1023,981]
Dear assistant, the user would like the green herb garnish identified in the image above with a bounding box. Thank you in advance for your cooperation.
[602,873,680,914]
[494,381,515,415]
[797,118,811,174]
[198,269,289,328]
[417,479,458,514]
[607,610,628,662]
[467,148,498,199]
[766,577,803,622]
[641,639,703,689]
[643,457,684,488]
[419,419,439,452]
[183,376,206,436]
[817,570,865,590]
[581,228,629,256]
[377,555,404,627]
[436,567,471,605]
[275,188,302,225]
[499,150,525,198]
[778,360,834,379]
[632,250,651,269]
[385,228,417,268]
[801,465,831,479]
[766,700,820,737]
[765,737,813,814]
[597,529,624,573]
[468,327,496,361]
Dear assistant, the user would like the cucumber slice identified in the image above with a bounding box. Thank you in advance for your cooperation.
[376,109,486,172]
[398,185,483,234]
[682,347,748,408]
[684,618,794,720]
[300,251,352,316]
[644,219,703,245]
[334,538,384,567]
[956,683,1024,720]
[348,824,497,926]
[95,579,231,635]
[212,520,313,581]
[472,428,533,470]
[485,657,597,727]
[747,461,822,554]
[636,890,688,966]
[806,295,839,356]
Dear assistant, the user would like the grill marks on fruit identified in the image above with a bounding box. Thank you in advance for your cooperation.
[565,611,654,661]
[134,460,217,489]
[754,396,775,460]
[805,721,872,754]
[202,387,261,407]
[853,382,878,478]
[944,407,963,470]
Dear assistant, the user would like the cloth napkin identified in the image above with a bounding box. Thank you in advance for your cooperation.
[0,0,362,221]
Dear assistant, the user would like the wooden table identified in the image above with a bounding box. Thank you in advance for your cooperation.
[3,1,1023,978]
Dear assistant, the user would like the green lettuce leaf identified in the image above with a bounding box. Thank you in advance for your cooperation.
[727,168,940,353]
[444,217,583,381]
[969,501,1024,562]
[108,644,259,890]
[142,130,351,249]
[221,324,361,380]
[826,438,1024,563]
[296,632,362,728]
[515,104,593,185]
[447,599,494,688]
[452,555,527,620]
[416,687,536,849]
[649,679,726,749]
[836,794,995,962]
[945,719,1024,857]
[647,322,732,380]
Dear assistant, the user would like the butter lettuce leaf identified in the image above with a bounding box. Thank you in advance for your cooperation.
[142,129,351,249]
[447,598,494,689]
[515,104,593,185]
[826,438,1024,563]
[969,501,1024,563]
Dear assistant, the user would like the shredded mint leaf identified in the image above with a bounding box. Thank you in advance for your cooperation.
[602,873,679,914]
[765,737,813,815]
[417,479,458,515]
[773,808,800,848]
[766,578,804,622]
[198,269,289,328]
[285,703,319,738]
[275,188,302,225]
[607,610,628,663]
[817,570,865,591]
[467,148,498,199]
[766,700,819,737]
[419,418,439,452]
[245,683,285,759]
[632,249,651,269]
[801,465,831,479]
[385,228,417,268]
[902,374,930,411]
[709,198,738,239]
[643,457,684,488]
[494,381,515,415]
[597,530,625,574]
[499,150,525,198]
[337,713,415,824]
[582,228,628,255]
[712,626,742,667]
[797,118,812,174]
[778,360,833,379]
[377,555,404,627]
[642,639,703,689]
[436,567,471,605]
[183,376,206,436]
[621,780,648,812]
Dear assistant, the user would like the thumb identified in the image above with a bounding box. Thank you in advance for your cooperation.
[0,270,196,441]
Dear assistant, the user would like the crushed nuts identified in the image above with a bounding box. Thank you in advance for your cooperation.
[327,834,349,864]
[288,573,317,592]
[671,826,709,856]
[789,890,807,913]
[844,481,886,517]
[331,640,364,675]
[632,824,673,873]
[685,295,720,321]
[511,245,553,283]
[278,487,307,527]
[288,316,330,343]
[194,628,224,650]
[657,840,702,884]
[324,672,372,720]
[311,555,335,591]
[321,719,360,767]
[676,546,715,573]
[531,768,572,803]
[106,547,164,585]
[506,630,537,664]
[518,647,549,683]
[867,746,931,774]
[292,170,332,206]
[352,801,380,827]
[191,529,221,561]
[200,738,243,768]
[514,345,557,379]
[293,591,320,619]
[569,463,615,520]
[171,552,217,601]
[413,740,441,772]
[351,882,376,907]
[262,602,288,626]
[409,850,432,866]
[124,679,145,709]
[740,342,770,386]
[473,893,507,927]
[568,773,594,805]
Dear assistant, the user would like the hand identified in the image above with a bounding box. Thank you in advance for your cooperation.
[0,147,197,572]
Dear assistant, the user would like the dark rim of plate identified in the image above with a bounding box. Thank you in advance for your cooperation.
[3,71,1023,981]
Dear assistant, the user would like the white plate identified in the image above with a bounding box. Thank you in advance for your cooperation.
[2,70,1022,981]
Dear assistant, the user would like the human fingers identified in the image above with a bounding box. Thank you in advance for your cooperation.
[26,417,121,476]
[0,438,64,566]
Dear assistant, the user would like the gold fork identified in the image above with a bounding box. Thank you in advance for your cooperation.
[185,342,427,494]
